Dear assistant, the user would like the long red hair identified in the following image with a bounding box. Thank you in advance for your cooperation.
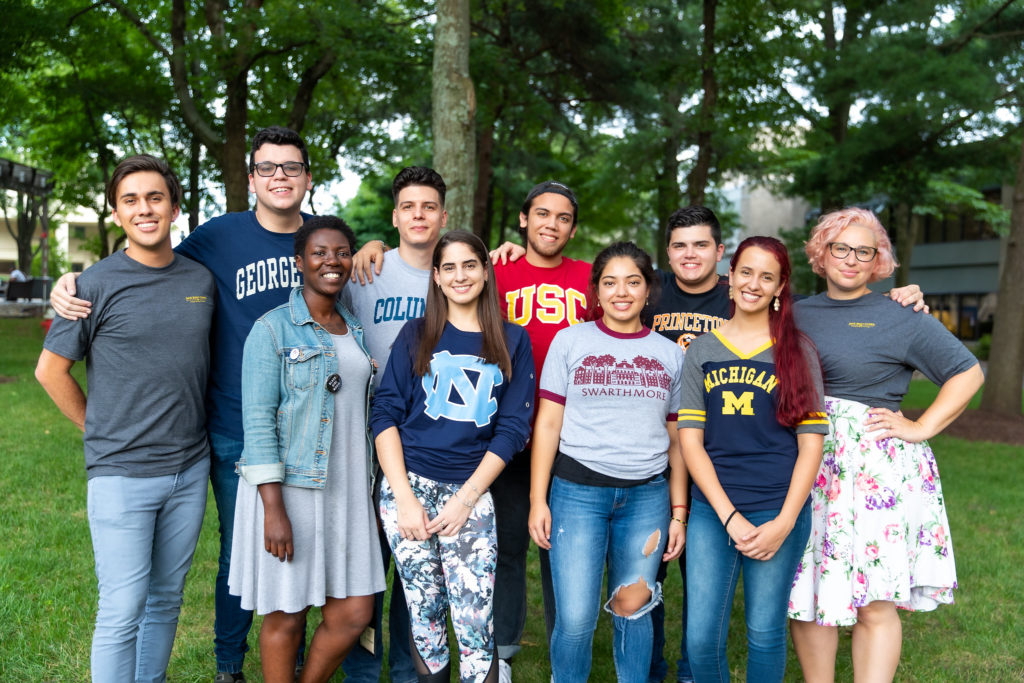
[730,236,820,427]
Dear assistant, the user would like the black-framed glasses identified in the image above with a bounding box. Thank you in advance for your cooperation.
[828,242,878,262]
[252,161,307,177]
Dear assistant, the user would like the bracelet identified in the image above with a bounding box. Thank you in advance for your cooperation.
[724,508,739,529]
[456,493,475,509]
[466,481,483,496]
[671,516,685,524]
[671,504,689,511]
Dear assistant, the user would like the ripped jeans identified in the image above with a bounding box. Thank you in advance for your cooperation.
[548,475,668,683]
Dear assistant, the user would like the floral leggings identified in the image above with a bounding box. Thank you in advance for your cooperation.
[380,472,496,682]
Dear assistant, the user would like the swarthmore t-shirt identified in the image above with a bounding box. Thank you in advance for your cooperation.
[539,319,684,481]
[43,250,215,478]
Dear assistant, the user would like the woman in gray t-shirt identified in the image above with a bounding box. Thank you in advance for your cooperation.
[528,242,687,683]
[788,208,984,683]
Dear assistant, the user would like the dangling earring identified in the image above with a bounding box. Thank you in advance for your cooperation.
[728,286,733,300]
[773,296,780,312]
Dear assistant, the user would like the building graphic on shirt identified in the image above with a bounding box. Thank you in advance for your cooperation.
[573,355,671,390]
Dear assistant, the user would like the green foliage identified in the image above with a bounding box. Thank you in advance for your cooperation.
[778,222,819,297]
[913,178,1011,236]
[972,334,992,362]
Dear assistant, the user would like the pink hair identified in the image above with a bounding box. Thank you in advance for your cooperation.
[805,207,898,282]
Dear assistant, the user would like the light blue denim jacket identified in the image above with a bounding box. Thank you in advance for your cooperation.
[238,286,373,489]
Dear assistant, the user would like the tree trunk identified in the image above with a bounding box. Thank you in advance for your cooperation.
[892,203,921,288]
[188,133,201,232]
[222,70,251,213]
[980,134,1024,416]
[472,117,495,243]
[685,0,718,210]
[432,0,476,232]
[655,127,682,271]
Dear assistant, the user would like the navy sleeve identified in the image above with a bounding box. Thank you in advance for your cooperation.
[486,325,536,462]
[173,221,211,264]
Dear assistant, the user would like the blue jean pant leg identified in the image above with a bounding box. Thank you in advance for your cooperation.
[741,505,810,681]
[685,500,811,683]
[208,431,252,673]
[88,457,209,683]
[491,449,532,660]
[548,476,669,683]
[342,529,417,683]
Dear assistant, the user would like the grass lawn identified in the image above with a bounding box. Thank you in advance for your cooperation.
[1,316,1022,681]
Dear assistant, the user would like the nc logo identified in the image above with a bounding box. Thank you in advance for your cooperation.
[422,351,503,426]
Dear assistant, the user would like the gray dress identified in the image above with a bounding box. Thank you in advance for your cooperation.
[229,331,385,615]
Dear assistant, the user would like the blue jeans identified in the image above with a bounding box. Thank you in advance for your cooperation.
[549,476,669,683]
[341,528,416,683]
[209,431,252,674]
[88,457,208,683]
[685,499,811,683]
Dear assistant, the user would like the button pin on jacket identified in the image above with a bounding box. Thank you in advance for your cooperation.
[326,373,342,393]
[290,348,300,360]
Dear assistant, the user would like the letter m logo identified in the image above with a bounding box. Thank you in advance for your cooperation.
[422,351,503,426]
[721,391,754,415]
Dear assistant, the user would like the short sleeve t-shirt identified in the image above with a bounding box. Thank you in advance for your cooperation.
[494,256,591,386]
[174,210,309,440]
[341,249,430,389]
[677,329,828,512]
[43,251,215,478]
[794,292,979,411]
[646,272,730,349]
[539,319,685,481]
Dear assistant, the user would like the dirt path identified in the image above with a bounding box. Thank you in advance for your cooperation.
[903,408,1024,446]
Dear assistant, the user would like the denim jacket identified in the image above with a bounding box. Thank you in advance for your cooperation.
[238,286,374,489]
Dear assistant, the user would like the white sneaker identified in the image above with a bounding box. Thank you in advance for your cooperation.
[498,658,512,683]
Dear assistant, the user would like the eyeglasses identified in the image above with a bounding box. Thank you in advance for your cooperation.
[828,242,878,262]
[252,161,307,177]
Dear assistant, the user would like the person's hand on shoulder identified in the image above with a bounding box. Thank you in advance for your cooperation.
[350,239,390,285]
[50,272,92,320]
[489,242,526,266]
[888,284,929,313]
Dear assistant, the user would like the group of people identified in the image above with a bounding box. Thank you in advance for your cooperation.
[36,124,983,683]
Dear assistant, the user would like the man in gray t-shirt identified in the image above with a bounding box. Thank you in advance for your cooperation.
[36,155,214,682]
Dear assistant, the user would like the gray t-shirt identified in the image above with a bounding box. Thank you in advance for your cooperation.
[795,292,978,411]
[539,319,685,480]
[43,250,215,478]
[341,249,430,389]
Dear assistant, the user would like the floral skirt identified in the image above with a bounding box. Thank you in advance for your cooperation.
[788,396,957,626]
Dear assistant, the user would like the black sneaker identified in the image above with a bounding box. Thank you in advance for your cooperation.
[214,673,246,683]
